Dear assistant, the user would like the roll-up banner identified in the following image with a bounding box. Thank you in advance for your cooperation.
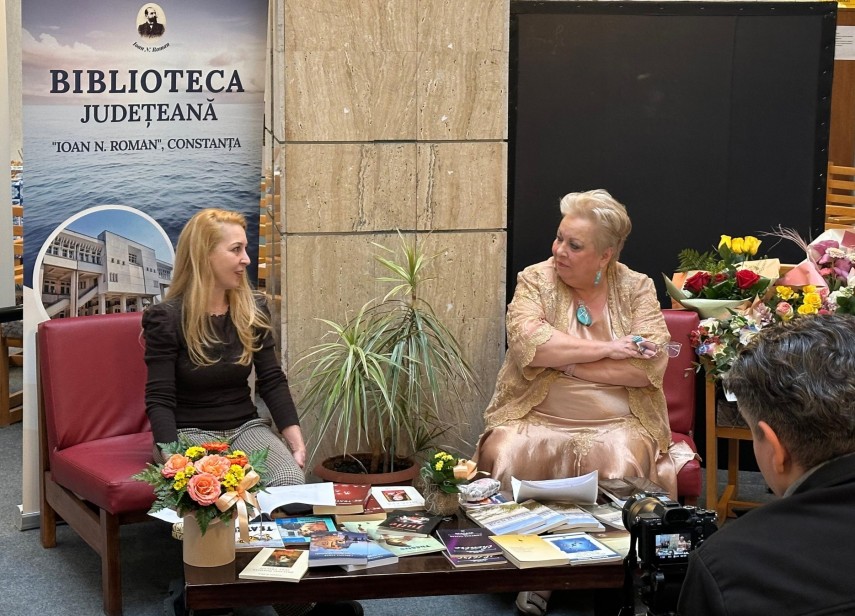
[18,0,269,525]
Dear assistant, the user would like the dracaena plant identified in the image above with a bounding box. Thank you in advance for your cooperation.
[295,232,479,474]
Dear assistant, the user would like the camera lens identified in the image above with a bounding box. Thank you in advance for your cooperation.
[622,493,663,530]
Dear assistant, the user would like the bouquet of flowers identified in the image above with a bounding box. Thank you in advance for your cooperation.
[691,312,763,379]
[690,227,855,378]
[664,234,774,319]
[134,436,269,534]
[420,450,477,494]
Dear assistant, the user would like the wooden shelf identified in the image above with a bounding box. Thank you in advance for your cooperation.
[704,380,764,521]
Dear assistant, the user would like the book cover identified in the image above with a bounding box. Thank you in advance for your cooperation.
[235,513,285,551]
[369,485,426,511]
[542,532,623,566]
[464,502,544,535]
[339,539,399,571]
[308,531,369,567]
[598,477,668,505]
[436,527,502,557]
[362,494,385,514]
[518,500,569,534]
[489,534,569,569]
[540,502,606,533]
[443,552,509,568]
[341,521,446,557]
[334,509,388,525]
[376,510,443,536]
[579,503,626,530]
[239,548,309,582]
[275,515,337,545]
[459,493,511,510]
[313,483,371,515]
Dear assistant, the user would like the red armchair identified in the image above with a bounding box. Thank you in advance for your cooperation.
[662,309,702,505]
[38,312,155,616]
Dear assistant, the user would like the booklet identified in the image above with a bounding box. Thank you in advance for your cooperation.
[239,548,309,582]
[542,532,623,566]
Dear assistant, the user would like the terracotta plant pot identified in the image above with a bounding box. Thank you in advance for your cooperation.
[313,453,420,486]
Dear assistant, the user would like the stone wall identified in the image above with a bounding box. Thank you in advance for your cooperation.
[271,0,509,469]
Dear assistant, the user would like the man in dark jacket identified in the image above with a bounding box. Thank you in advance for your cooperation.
[677,314,855,616]
[138,6,165,38]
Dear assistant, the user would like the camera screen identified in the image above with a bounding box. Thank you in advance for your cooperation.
[654,532,692,561]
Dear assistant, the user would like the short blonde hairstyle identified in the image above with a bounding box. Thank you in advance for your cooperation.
[559,189,631,262]
[166,208,269,366]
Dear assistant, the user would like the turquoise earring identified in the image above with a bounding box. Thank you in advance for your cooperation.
[593,269,602,286]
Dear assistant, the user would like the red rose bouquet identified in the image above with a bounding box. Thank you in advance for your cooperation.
[664,234,773,319]
[134,436,269,534]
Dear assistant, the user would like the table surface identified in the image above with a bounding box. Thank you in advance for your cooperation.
[184,513,627,611]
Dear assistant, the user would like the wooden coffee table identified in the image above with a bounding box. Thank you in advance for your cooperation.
[184,515,627,614]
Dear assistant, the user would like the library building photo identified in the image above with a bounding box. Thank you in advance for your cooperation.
[3,1,855,616]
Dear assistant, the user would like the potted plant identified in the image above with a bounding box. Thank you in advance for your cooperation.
[295,233,478,484]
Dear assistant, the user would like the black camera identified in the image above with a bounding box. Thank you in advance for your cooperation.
[621,493,718,616]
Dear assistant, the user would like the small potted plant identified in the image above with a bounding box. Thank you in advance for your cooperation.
[295,233,478,484]
[419,450,478,515]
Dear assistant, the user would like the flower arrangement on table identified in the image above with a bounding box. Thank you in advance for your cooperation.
[689,228,855,379]
[134,437,268,536]
[664,234,774,319]
[420,450,478,494]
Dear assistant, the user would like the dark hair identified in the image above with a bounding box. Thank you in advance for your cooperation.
[723,314,855,469]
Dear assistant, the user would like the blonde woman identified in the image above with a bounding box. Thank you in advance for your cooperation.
[143,209,364,615]
[142,208,307,486]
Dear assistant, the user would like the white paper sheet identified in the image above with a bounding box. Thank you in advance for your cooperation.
[510,470,599,504]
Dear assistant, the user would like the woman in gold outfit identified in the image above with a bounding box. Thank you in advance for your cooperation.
[474,189,692,616]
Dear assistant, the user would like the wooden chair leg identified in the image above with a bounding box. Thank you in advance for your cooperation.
[40,474,58,549]
[101,510,123,616]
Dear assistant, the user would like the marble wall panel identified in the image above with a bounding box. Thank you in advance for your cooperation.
[285,51,418,141]
[285,0,417,52]
[416,142,507,230]
[418,51,508,141]
[283,143,417,233]
[418,0,508,53]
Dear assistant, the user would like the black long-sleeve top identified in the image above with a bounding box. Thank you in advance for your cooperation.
[142,298,299,446]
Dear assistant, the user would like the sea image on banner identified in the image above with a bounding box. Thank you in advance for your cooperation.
[22,0,268,290]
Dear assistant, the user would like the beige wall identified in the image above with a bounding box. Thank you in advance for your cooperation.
[272,0,509,470]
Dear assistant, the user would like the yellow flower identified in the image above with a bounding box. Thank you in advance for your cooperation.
[719,235,732,250]
[173,477,188,490]
[797,303,818,315]
[731,237,745,254]
[434,452,443,459]
[804,292,822,308]
[435,460,444,471]
[776,286,798,300]
[743,236,761,255]
[803,285,816,294]
[185,446,205,460]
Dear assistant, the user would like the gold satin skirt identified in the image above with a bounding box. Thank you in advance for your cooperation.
[475,374,678,498]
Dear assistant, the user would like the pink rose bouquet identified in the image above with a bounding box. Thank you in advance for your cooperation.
[134,437,269,534]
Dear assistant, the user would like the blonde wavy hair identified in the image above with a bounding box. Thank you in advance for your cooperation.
[166,208,270,366]
[559,189,632,262]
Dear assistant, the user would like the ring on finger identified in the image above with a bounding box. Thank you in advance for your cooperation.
[631,335,643,344]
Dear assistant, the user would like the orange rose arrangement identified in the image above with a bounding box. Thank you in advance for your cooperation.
[134,436,269,534]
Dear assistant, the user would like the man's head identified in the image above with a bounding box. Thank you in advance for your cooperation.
[723,314,855,494]
[145,7,158,23]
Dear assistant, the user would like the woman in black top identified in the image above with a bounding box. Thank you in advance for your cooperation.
[142,208,305,485]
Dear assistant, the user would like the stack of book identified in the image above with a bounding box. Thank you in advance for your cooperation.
[340,520,446,557]
[436,527,508,568]
[308,530,398,571]
[235,514,337,551]
[312,483,372,516]
[490,531,622,569]
[539,502,606,533]
[463,501,544,535]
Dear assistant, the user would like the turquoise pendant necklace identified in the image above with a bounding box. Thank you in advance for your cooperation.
[576,301,592,326]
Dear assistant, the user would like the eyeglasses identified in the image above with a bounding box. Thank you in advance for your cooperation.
[662,342,682,358]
